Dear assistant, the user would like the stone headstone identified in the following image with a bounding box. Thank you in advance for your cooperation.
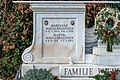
[22,2,86,64]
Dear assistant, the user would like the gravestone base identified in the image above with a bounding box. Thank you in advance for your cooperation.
[92,40,120,65]
[21,63,95,80]
[21,63,120,80]
[93,48,120,66]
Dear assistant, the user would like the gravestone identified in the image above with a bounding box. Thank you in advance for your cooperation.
[12,1,120,80]
[22,2,85,64]
[21,1,87,80]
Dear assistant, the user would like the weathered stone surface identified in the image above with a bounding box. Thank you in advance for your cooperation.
[93,40,120,65]
[22,63,120,80]
[22,2,85,64]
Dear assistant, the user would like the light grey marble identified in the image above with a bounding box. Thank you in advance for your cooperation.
[21,63,120,80]
[93,45,120,65]
[22,2,85,64]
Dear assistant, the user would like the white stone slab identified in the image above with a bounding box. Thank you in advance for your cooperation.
[93,47,120,55]
[93,55,120,65]
[22,2,85,64]
[59,64,120,79]
[93,47,120,65]
[21,64,120,80]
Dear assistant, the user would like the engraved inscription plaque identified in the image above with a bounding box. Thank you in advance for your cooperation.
[43,18,76,57]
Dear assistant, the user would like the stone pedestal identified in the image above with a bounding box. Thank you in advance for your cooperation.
[93,40,120,65]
